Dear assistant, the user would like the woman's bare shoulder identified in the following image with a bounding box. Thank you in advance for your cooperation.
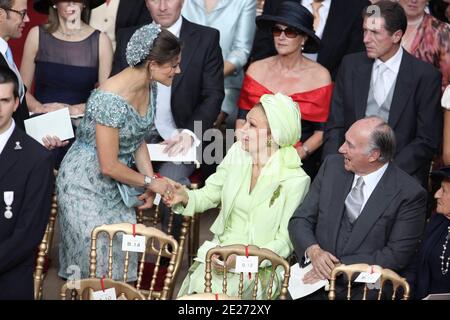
[247,57,275,78]
[305,60,332,86]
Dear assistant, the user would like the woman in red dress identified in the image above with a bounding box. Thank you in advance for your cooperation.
[236,2,333,179]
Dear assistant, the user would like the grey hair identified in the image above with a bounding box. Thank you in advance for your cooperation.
[365,116,396,163]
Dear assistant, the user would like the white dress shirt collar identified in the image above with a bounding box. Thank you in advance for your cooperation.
[154,16,183,140]
[353,162,389,210]
[374,46,403,75]
[167,15,183,37]
[0,37,8,56]
[0,119,15,155]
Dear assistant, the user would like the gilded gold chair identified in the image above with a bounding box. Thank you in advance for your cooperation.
[136,206,190,299]
[177,293,239,300]
[89,223,179,300]
[34,169,59,300]
[61,278,145,300]
[328,263,410,300]
[205,244,291,300]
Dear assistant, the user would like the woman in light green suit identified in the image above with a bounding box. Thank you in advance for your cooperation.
[166,93,310,299]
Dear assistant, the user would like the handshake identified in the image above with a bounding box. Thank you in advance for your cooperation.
[135,176,189,211]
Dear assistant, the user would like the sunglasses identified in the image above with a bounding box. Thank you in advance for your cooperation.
[271,26,300,38]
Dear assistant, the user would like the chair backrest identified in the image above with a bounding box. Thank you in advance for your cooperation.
[136,207,190,299]
[34,169,59,300]
[61,278,145,300]
[177,293,239,300]
[89,223,179,300]
[328,263,410,300]
[205,244,291,300]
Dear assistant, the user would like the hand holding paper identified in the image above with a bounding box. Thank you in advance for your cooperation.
[282,263,329,300]
[24,108,74,146]
[162,132,194,156]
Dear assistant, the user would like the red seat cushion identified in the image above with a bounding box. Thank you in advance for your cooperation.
[139,262,168,291]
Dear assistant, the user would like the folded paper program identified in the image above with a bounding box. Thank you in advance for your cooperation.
[282,263,329,299]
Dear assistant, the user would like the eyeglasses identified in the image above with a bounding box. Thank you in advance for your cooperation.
[4,8,28,20]
[271,26,300,38]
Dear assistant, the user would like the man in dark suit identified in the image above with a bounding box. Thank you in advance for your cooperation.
[323,0,442,185]
[288,117,427,300]
[0,0,30,130]
[250,0,370,79]
[0,66,53,300]
[89,0,151,51]
[112,0,224,237]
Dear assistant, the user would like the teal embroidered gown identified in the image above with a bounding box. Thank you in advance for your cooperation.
[56,87,155,280]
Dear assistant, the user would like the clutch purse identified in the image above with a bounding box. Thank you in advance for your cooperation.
[116,183,146,208]
[116,155,145,208]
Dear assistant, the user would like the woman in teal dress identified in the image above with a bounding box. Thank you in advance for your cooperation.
[56,23,181,280]
[166,93,311,299]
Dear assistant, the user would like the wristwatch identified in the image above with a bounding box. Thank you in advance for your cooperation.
[144,175,154,188]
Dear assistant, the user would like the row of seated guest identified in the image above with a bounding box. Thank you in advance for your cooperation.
[2,0,450,300]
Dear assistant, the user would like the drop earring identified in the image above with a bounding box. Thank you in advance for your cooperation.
[267,138,272,148]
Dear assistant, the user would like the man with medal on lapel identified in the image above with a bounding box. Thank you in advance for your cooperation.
[0,66,53,299]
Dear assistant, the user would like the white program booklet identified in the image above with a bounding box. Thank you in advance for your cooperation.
[282,263,329,300]
[147,143,199,166]
[24,108,74,145]
[423,293,450,300]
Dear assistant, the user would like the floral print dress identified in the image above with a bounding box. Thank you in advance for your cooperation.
[56,87,155,280]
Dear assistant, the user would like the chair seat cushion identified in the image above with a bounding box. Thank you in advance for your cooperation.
[139,262,168,291]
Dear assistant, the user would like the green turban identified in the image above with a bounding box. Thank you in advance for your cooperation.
[260,93,301,147]
[259,93,302,169]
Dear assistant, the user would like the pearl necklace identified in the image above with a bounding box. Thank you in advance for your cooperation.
[440,226,450,275]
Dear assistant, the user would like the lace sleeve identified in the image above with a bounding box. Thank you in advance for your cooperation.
[87,91,127,128]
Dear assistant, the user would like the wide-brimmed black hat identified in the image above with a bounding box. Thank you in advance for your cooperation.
[256,1,320,53]
[33,0,105,15]
[431,166,450,181]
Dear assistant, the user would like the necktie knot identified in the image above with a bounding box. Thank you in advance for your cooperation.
[355,176,364,189]
[345,177,365,223]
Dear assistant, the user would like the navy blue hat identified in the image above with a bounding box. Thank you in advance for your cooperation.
[33,0,105,15]
[431,166,450,181]
[256,1,320,53]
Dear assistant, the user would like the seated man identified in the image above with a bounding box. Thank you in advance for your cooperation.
[0,66,53,299]
[288,116,427,300]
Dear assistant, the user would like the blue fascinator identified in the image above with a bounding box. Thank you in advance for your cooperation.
[126,23,162,67]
